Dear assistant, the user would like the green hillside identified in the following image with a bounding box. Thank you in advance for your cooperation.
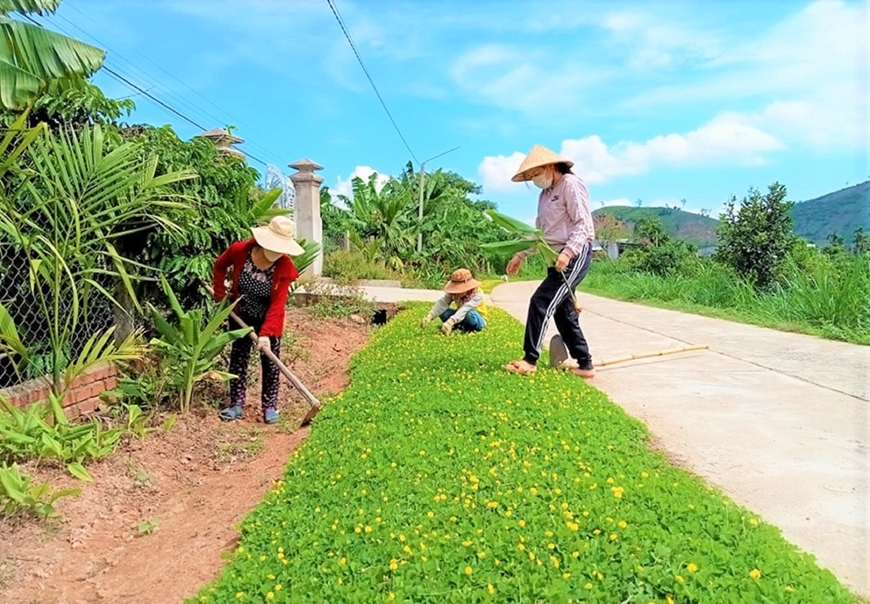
[790,181,869,245]
[593,206,720,248]
[593,181,869,249]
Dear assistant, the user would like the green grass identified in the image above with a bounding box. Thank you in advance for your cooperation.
[580,258,870,345]
[190,306,858,603]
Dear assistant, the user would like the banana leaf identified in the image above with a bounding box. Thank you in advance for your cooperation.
[484,209,536,235]
[480,240,536,256]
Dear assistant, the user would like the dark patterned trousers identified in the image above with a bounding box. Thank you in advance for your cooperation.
[522,244,593,368]
[227,312,281,410]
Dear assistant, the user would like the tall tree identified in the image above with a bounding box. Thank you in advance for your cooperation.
[715,182,795,289]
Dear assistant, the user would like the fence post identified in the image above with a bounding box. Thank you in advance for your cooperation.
[343,230,350,252]
[289,158,324,278]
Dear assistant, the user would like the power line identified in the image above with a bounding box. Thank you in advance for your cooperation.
[324,0,420,166]
[20,12,271,168]
[62,1,288,167]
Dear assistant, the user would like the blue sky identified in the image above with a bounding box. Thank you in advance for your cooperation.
[35,0,869,222]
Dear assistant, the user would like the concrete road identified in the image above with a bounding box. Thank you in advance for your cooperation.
[490,281,870,597]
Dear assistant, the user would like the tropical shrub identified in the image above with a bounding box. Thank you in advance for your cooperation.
[191,306,856,603]
[715,183,796,290]
[147,276,251,413]
[323,250,405,282]
[0,462,80,519]
[0,116,192,391]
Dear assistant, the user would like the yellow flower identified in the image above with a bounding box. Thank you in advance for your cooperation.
[562,572,571,579]
[339,557,347,566]
[687,563,698,573]
[584,583,593,590]
[609,533,618,541]
[389,559,398,571]
[477,551,486,559]
[427,511,434,518]
[749,568,762,580]
[365,525,373,533]
[572,551,580,558]
[464,566,473,575]
[518,519,526,527]
[618,520,627,529]
[749,518,758,526]
[487,584,496,595]
[676,574,685,584]
[462,540,473,547]
[235,593,244,600]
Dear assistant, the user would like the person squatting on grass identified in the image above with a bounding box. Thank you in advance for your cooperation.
[505,144,596,378]
[420,268,489,335]
[212,216,302,424]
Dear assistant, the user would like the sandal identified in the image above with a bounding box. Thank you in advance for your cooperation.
[567,366,596,379]
[219,405,244,421]
[263,407,279,424]
[505,360,537,375]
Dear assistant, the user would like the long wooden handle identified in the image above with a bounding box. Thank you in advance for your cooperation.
[203,284,320,412]
[596,344,709,367]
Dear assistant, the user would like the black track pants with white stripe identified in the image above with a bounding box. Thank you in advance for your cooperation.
[522,244,593,367]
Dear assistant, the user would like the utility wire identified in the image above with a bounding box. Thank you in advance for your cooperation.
[62,1,288,167]
[324,0,419,166]
[21,12,271,168]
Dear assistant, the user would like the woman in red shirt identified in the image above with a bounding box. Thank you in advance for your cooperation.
[213,216,302,424]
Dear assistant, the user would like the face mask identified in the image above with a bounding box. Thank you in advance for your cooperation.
[263,249,283,263]
[532,172,553,189]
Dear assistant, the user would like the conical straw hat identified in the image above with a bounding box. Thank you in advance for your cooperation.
[511,144,573,182]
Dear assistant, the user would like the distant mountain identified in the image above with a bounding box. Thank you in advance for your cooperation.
[592,206,720,248]
[790,181,869,245]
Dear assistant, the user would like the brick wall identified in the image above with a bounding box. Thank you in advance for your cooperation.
[0,363,118,419]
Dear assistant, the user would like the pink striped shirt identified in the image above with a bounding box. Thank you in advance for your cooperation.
[519,173,595,260]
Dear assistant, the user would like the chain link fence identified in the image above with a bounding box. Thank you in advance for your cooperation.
[0,243,115,389]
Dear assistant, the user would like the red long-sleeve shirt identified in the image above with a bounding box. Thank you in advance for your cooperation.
[212,239,299,337]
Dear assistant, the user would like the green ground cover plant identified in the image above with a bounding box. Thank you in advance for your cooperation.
[191,305,855,603]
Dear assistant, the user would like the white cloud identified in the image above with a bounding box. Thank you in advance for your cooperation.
[478,113,782,190]
[620,0,869,149]
[478,152,526,193]
[332,166,390,201]
[450,44,610,114]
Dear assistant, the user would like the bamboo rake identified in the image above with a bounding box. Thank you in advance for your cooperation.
[203,284,321,425]
[595,344,709,368]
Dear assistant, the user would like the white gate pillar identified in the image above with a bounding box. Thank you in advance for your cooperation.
[289,158,324,278]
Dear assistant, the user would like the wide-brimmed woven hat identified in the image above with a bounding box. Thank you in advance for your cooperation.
[443,268,480,294]
[251,216,305,256]
[511,144,573,182]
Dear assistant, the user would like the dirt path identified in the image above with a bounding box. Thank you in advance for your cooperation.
[0,307,374,604]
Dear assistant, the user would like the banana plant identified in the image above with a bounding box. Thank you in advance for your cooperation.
[147,275,251,413]
[0,0,106,111]
[481,209,582,312]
